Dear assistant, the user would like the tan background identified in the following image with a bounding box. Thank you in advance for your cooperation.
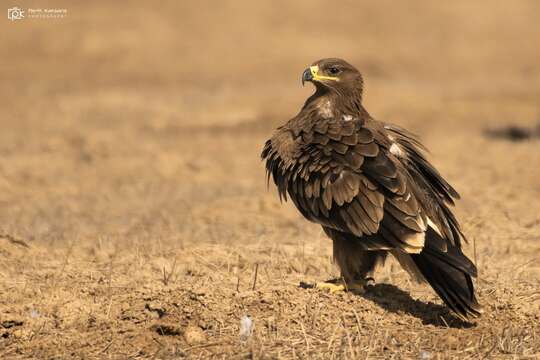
[1,1,540,358]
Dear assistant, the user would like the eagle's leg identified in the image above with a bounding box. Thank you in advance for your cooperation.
[317,229,387,294]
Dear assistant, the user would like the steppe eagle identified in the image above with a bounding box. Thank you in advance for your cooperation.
[261,58,481,320]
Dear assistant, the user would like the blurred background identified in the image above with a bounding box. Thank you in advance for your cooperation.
[2,1,540,246]
[2,1,540,358]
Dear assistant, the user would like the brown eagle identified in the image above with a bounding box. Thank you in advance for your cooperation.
[261,58,481,320]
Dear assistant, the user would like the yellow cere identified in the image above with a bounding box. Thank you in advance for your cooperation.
[310,65,340,82]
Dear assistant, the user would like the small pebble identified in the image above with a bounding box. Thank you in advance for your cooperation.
[184,324,206,345]
[239,315,254,341]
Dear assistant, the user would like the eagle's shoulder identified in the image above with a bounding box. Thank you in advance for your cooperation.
[271,126,299,162]
[261,122,306,201]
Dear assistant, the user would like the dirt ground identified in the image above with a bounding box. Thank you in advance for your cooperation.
[1,1,540,359]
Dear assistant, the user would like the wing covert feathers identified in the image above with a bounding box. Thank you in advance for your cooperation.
[262,116,430,252]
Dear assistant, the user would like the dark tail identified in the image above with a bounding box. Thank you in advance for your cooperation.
[411,229,482,320]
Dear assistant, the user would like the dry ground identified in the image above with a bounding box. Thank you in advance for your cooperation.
[1,1,540,359]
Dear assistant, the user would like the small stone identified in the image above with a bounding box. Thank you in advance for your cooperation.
[183,324,206,345]
[144,302,166,318]
[239,315,254,341]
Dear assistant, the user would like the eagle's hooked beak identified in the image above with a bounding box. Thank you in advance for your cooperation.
[301,65,339,86]
[302,68,313,86]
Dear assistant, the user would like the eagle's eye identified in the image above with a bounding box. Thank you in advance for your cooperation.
[327,67,341,75]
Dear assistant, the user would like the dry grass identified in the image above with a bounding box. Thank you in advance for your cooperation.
[1,1,540,358]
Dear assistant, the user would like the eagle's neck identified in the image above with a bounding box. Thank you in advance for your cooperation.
[291,88,368,133]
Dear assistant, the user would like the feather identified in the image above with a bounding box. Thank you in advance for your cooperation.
[357,128,374,143]
[354,142,379,157]
[358,191,384,223]
[329,141,349,154]
[341,133,358,145]
[345,151,364,169]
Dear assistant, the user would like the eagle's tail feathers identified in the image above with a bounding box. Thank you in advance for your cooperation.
[411,240,482,320]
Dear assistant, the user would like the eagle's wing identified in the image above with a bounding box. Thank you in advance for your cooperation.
[264,116,432,254]
[383,123,464,246]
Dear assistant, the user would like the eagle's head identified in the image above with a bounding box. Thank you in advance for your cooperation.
[302,58,364,98]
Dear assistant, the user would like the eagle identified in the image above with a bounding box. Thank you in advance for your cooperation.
[261,58,481,320]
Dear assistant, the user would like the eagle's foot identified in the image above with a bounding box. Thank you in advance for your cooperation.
[315,277,374,295]
[316,281,346,294]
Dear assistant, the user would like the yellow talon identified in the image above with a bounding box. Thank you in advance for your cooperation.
[316,282,346,293]
[315,279,370,294]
